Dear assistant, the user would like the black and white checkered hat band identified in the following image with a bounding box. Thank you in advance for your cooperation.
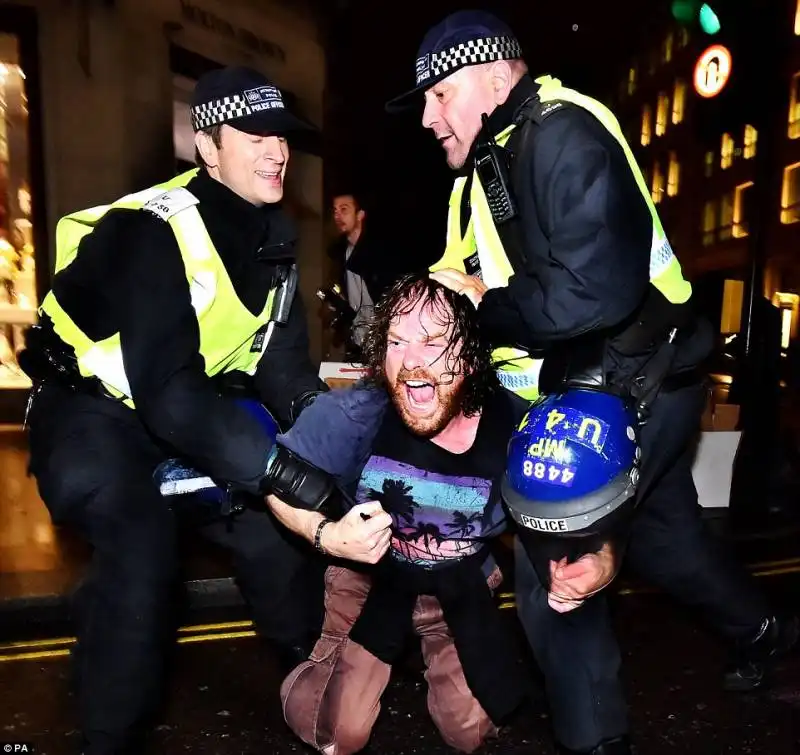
[416,35,522,86]
[191,93,284,131]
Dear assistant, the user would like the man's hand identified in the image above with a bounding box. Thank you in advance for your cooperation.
[429,269,488,308]
[547,543,617,614]
[320,501,393,564]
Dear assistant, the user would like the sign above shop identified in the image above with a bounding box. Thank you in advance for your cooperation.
[693,44,732,98]
[179,0,287,63]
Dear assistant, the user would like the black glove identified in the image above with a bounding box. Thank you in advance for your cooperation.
[260,444,336,511]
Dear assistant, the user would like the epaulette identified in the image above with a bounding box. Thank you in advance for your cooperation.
[141,187,200,222]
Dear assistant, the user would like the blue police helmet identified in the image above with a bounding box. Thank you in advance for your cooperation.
[237,397,281,442]
[501,388,641,538]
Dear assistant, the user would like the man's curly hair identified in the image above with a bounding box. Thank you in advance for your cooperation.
[360,273,499,417]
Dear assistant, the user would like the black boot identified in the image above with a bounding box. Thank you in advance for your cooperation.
[557,735,633,754]
[724,614,799,692]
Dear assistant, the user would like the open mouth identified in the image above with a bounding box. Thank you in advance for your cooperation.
[256,169,282,183]
[404,379,436,410]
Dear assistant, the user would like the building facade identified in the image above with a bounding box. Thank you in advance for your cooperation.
[611,0,800,352]
[0,0,326,420]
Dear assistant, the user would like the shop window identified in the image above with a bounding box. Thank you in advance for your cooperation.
[651,161,665,204]
[663,33,674,63]
[704,150,714,178]
[720,133,734,169]
[655,93,669,136]
[641,105,652,146]
[627,65,637,96]
[743,124,757,159]
[702,200,717,246]
[789,72,800,138]
[672,80,686,124]
[781,162,800,223]
[667,152,680,197]
[733,181,754,238]
[719,192,734,241]
[0,37,36,390]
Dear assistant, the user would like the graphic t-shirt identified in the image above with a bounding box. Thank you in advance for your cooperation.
[354,389,524,569]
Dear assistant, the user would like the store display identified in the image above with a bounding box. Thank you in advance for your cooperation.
[0,48,37,390]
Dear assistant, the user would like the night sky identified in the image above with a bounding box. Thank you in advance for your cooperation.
[322,0,670,270]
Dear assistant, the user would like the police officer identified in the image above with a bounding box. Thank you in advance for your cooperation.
[386,11,798,755]
[20,66,330,755]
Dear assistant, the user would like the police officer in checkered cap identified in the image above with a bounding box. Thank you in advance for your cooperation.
[386,10,797,755]
[20,64,335,754]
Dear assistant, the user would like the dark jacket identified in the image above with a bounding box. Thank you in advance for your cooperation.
[327,227,396,305]
[470,75,712,382]
[45,169,325,493]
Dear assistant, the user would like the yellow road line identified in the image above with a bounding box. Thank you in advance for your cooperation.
[1,560,798,663]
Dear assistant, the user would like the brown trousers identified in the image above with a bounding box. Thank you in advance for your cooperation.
[280,565,501,755]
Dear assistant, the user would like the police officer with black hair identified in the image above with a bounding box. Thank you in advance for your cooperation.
[20,66,332,755]
[387,10,798,755]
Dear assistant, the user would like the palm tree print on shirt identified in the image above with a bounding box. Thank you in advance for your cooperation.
[356,456,502,568]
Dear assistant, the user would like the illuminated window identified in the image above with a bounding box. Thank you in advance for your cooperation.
[704,151,714,178]
[702,200,717,246]
[743,124,757,159]
[0,42,37,393]
[781,308,794,349]
[719,192,734,240]
[781,162,800,223]
[627,66,637,96]
[667,152,680,197]
[795,0,800,35]
[641,105,652,146]
[655,93,669,136]
[672,80,686,124]
[651,161,665,204]
[678,27,690,47]
[663,33,674,63]
[772,292,799,349]
[733,181,754,238]
[720,133,734,169]
[789,72,800,138]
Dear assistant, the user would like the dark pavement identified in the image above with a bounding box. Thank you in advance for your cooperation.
[1,572,799,755]
[1,425,799,754]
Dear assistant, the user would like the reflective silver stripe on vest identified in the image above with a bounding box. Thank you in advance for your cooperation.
[497,369,540,391]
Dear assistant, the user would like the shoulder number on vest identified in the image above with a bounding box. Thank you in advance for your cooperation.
[528,99,571,126]
[142,187,200,221]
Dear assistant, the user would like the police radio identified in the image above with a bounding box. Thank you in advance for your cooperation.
[474,113,518,225]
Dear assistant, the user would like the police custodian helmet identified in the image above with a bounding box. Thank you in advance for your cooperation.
[502,388,642,588]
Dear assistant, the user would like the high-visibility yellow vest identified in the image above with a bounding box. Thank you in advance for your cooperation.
[431,75,693,401]
[40,169,278,408]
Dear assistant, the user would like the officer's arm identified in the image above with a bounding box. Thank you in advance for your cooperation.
[477,109,652,349]
[113,213,276,494]
[253,289,328,426]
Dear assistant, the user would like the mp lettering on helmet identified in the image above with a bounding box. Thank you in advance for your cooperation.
[519,513,569,533]
[527,437,569,463]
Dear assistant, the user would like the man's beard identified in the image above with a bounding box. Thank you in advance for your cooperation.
[389,366,465,438]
